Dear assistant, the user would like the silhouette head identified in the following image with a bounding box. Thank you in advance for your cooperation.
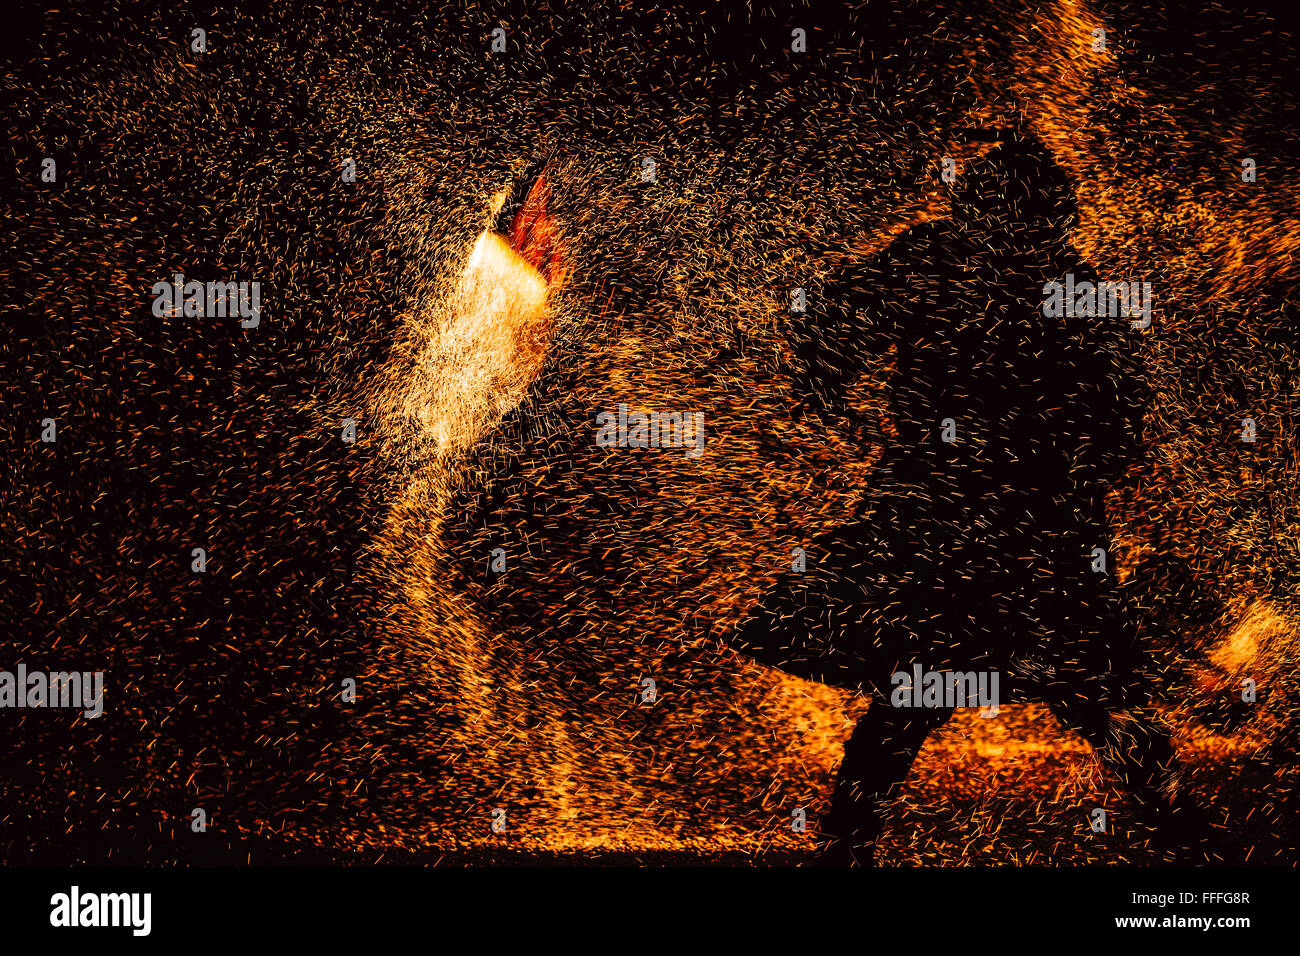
[950,133,1079,247]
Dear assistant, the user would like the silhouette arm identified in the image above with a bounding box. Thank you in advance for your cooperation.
[790,227,942,422]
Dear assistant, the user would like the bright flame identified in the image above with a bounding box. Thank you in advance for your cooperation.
[1210,599,1290,674]
[421,229,551,452]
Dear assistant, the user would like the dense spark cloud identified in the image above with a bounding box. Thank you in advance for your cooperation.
[3,0,1299,870]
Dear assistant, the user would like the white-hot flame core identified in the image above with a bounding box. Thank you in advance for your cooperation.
[412,229,550,454]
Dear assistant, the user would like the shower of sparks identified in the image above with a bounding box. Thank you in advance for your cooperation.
[5,0,1299,866]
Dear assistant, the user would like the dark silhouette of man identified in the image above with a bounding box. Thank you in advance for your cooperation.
[733,131,1202,864]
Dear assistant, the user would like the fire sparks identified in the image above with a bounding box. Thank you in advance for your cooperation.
[6,0,1299,868]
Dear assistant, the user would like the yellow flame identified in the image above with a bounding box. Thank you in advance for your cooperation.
[1210,599,1290,674]
[416,230,550,453]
